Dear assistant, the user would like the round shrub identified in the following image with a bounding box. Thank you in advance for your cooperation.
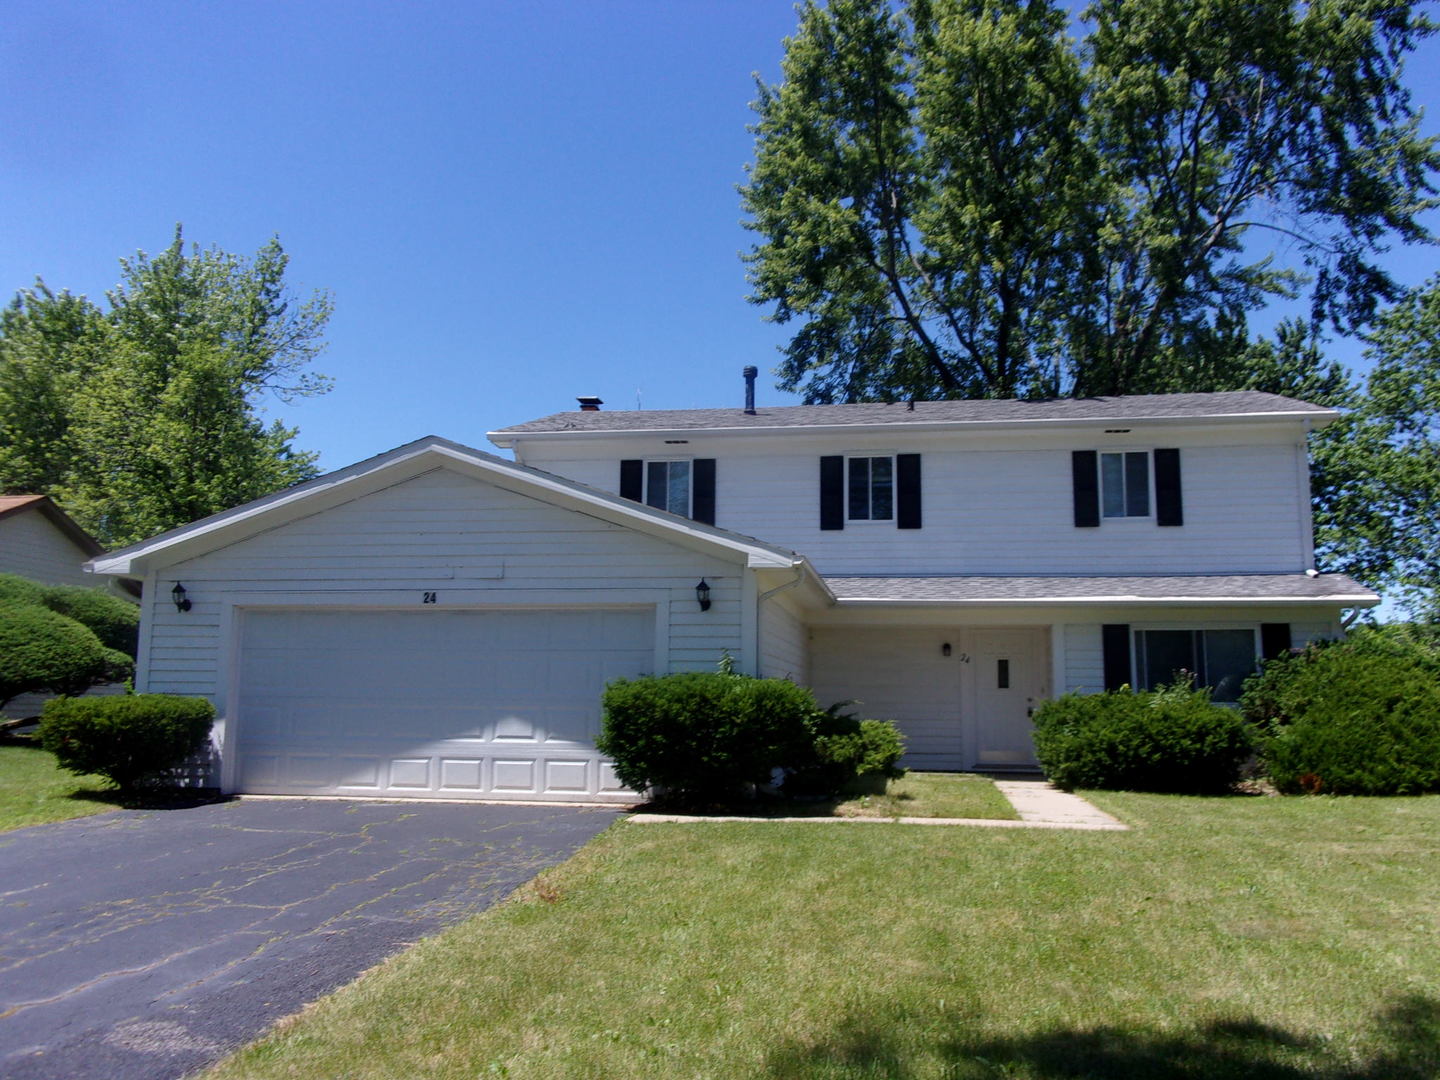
[39,694,216,792]
[598,672,823,805]
[786,712,908,795]
[0,572,47,607]
[0,601,129,706]
[1253,648,1440,795]
[1032,684,1254,794]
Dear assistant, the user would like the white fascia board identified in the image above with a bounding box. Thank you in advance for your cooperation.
[831,593,1380,608]
[488,408,1338,448]
[87,436,803,577]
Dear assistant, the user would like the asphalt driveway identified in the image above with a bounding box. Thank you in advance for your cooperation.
[0,798,620,1080]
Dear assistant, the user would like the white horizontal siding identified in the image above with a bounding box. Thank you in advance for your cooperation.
[517,424,1313,577]
[759,591,808,683]
[139,468,748,715]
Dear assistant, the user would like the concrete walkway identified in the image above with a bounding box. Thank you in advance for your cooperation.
[630,779,1127,831]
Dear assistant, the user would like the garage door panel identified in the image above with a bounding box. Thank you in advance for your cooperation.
[236,608,651,802]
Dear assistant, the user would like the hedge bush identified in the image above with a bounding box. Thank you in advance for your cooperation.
[785,708,907,796]
[1246,645,1440,795]
[0,573,140,657]
[598,673,906,805]
[39,694,215,792]
[0,601,132,706]
[598,672,820,804]
[1032,683,1254,793]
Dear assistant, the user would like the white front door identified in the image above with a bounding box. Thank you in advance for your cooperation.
[971,628,1048,768]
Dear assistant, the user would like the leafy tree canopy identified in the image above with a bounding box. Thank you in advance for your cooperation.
[0,227,332,545]
[742,0,1438,403]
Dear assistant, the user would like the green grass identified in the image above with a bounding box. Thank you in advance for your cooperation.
[699,770,1018,820]
[205,792,1440,1079]
[0,741,120,832]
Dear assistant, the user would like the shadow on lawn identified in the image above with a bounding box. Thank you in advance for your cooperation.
[4,738,225,811]
[763,994,1440,1079]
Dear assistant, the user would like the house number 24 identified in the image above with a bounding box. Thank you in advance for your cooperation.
[422,591,438,604]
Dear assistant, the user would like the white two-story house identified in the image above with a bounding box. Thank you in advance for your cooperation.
[90,386,1376,802]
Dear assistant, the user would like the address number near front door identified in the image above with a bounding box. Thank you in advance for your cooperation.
[422,591,438,604]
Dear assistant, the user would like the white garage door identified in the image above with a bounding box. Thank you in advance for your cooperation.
[234,608,654,802]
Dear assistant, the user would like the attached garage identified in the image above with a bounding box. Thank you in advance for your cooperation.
[87,437,810,803]
[235,607,655,802]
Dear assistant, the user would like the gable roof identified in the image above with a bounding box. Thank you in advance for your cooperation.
[87,436,812,578]
[0,495,105,558]
[490,391,1336,442]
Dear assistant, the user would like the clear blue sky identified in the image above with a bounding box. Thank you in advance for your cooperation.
[3,0,1438,471]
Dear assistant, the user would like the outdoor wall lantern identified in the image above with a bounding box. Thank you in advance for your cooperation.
[695,579,712,612]
[942,642,952,657]
[171,582,192,613]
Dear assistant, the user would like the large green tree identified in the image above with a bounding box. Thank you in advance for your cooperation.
[0,228,331,545]
[742,0,1438,403]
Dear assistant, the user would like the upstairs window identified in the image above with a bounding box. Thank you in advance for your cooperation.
[619,459,716,525]
[646,461,690,516]
[848,456,893,521]
[1101,451,1150,518]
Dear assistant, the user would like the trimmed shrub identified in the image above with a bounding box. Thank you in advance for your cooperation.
[0,573,139,658]
[1249,647,1440,795]
[39,584,139,656]
[0,601,131,706]
[1032,683,1254,793]
[786,710,908,795]
[599,672,822,804]
[39,694,215,791]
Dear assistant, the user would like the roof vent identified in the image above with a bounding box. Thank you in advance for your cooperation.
[743,366,757,415]
[576,396,603,412]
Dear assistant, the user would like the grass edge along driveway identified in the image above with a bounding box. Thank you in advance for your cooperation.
[0,743,119,832]
[205,792,1440,1080]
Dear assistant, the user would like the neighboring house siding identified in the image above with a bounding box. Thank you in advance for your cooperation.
[759,590,808,683]
[517,425,1313,576]
[138,468,747,715]
[0,510,96,588]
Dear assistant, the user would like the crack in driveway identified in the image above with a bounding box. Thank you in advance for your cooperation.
[0,799,617,1080]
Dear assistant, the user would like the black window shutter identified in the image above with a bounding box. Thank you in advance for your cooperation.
[1102,624,1132,690]
[620,459,643,502]
[1073,451,1100,527]
[1155,448,1183,526]
[820,456,845,530]
[692,459,716,525]
[896,453,922,529]
[1260,623,1292,661]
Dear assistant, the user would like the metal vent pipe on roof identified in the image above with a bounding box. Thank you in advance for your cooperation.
[743,366,757,414]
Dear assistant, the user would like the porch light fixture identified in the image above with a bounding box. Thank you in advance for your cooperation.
[942,642,952,657]
[695,579,712,612]
[171,582,192,613]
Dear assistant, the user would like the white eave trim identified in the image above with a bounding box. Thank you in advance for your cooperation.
[488,408,1338,447]
[830,593,1380,608]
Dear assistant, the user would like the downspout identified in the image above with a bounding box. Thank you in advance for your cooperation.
[755,563,807,681]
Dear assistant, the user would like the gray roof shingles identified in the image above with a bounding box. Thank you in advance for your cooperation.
[493,391,1332,436]
[823,573,1377,603]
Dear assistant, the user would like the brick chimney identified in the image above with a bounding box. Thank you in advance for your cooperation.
[576,396,603,412]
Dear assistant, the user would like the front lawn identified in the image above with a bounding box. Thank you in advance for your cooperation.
[205,792,1440,1079]
[637,770,1018,820]
[0,742,119,832]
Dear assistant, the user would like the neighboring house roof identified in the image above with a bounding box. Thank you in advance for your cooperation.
[823,573,1379,607]
[88,436,814,579]
[490,391,1336,441]
[0,495,105,558]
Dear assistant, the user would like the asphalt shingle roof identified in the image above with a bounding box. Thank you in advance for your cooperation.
[493,391,1332,436]
[822,573,1377,604]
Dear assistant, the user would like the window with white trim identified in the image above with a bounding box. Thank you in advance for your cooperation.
[645,460,691,516]
[1135,628,1257,703]
[848,456,894,521]
[1101,451,1150,518]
